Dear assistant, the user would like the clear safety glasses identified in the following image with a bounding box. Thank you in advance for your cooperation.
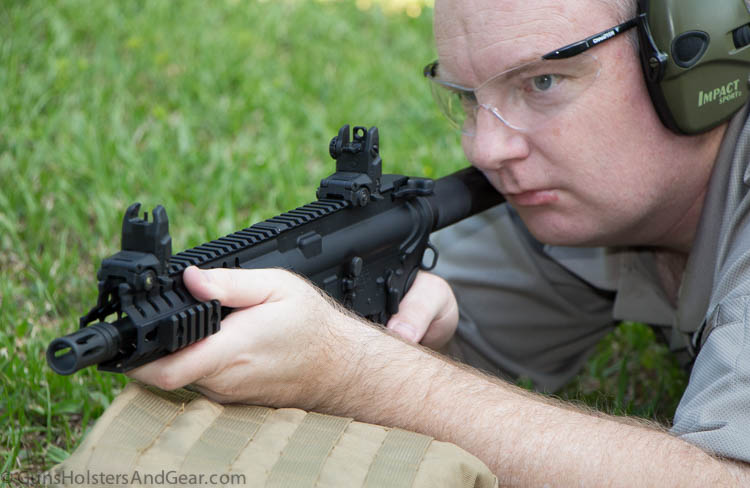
[424,16,640,135]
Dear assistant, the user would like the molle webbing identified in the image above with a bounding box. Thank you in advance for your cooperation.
[265,413,352,487]
[364,428,433,488]
[86,386,198,474]
[180,404,271,473]
[47,383,498,488]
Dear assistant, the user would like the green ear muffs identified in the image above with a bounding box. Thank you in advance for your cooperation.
[637,0,750,134]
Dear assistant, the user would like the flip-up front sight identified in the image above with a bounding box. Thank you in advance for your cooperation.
[47,203,198,376]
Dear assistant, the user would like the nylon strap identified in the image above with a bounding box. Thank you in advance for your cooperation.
[266,412,352,488]
[363,428,433,488]
[86,387,196,473]
[180,404,271,472]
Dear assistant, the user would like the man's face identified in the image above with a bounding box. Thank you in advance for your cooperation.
[434,0,722,249]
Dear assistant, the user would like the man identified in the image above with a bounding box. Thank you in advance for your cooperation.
[131,0,750,485]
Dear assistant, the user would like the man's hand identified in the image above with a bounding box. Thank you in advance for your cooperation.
[128,265,359,409]
[385,271,459,349]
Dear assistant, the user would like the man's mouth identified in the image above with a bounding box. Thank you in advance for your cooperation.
[504,189,558,206]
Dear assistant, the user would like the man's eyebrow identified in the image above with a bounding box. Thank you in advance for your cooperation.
[505,54,542,68]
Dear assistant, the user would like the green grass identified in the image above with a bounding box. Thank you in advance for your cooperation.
[557,322,687,425]
[1,0,686,474]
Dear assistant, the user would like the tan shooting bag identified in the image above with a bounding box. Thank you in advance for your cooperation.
[48,382,497,487]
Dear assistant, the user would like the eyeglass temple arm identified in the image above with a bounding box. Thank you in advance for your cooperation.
[542,14,643,60]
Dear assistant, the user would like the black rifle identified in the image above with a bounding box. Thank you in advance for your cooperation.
[47,125,504,375]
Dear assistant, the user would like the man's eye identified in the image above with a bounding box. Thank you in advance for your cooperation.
[531,74,559,92]
[449,89,476,110]
[447,87,475,101]
[459,91,477,103]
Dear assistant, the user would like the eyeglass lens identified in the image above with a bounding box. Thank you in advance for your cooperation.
[428,54,601,134]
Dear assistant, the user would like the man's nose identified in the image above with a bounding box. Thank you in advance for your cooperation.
[464,106,530,171]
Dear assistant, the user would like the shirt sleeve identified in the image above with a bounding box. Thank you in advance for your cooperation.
[671,314,750,462]
[432,204,617,392]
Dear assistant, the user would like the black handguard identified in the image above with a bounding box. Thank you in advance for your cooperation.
[47,125,505,375]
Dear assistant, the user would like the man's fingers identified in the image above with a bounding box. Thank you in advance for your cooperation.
[127,306,268,392]
[183,266,301,308]
[386,271,458,348]
[127,330,227,390]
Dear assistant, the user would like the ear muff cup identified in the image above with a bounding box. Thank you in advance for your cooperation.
[671,31,709,68]
[636,0,750,134]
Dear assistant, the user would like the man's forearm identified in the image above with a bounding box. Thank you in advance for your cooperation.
[322,318,748,487]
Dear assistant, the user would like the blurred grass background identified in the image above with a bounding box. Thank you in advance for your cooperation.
[0,0,686,474]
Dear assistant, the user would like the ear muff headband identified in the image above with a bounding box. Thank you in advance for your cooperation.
[637,0,750,134]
